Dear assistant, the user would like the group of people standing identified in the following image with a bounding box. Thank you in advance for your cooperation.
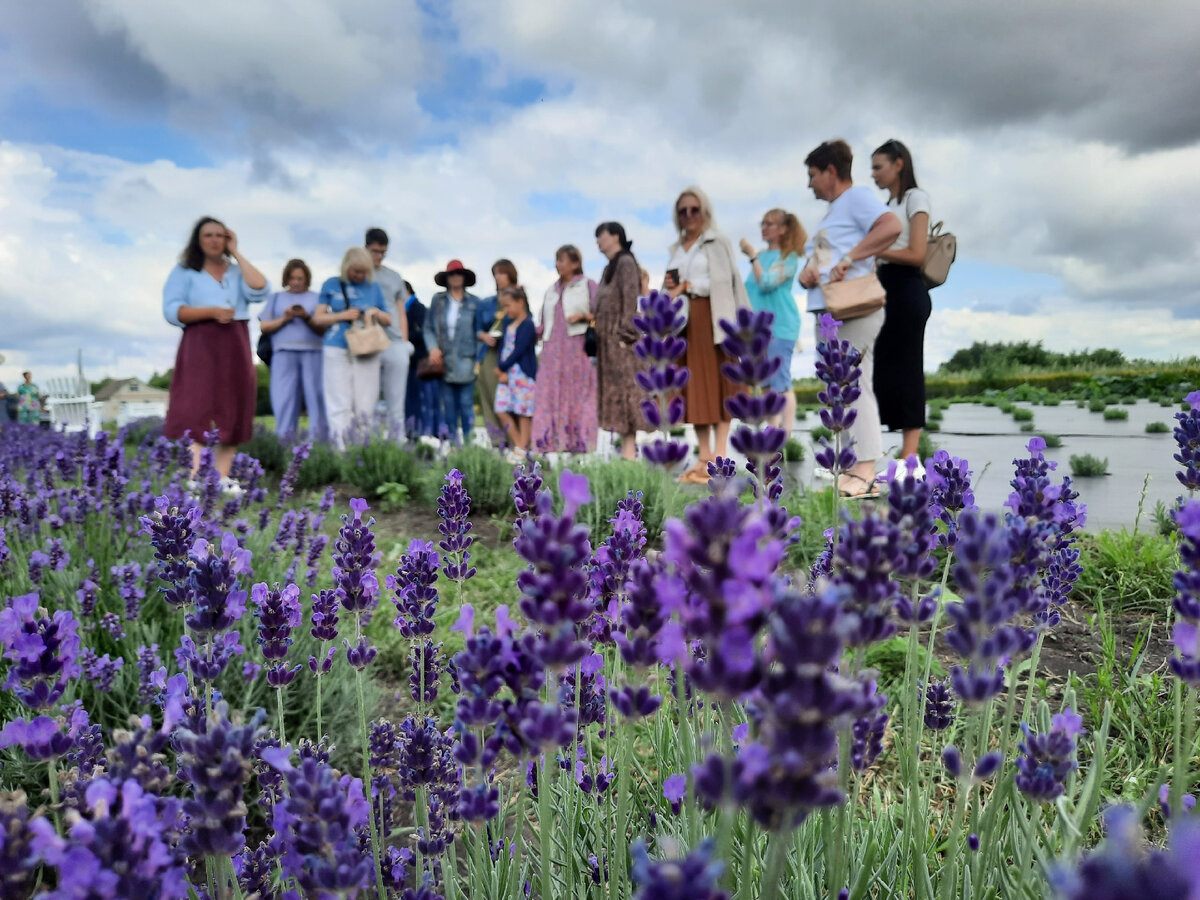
[158,137,933,496]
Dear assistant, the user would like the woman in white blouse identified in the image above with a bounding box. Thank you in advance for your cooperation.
[664,185,751,484]
[871,139,933,470]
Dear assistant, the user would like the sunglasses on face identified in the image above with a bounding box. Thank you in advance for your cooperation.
[677,206,701,218]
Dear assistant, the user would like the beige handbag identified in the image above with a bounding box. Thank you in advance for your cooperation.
[921,221,957,288]
[821,273,886,320]
[346,318,390,357]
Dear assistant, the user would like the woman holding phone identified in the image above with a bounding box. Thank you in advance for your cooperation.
[312,247,392,449]
[664,186,750,483]
[162,215,269,490]
[259,258,327,440]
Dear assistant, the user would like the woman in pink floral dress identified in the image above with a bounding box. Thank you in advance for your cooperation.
[532,245,598,453]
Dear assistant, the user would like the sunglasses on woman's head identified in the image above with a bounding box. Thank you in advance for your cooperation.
[677,206,701,217]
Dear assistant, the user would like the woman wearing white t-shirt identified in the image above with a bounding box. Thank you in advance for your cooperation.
[872,139,932,469]
[798,140,902,498]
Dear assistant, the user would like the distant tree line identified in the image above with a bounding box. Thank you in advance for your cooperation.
[937,341,1128,374]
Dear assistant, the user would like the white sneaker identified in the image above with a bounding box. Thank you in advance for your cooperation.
[218,477,244,497]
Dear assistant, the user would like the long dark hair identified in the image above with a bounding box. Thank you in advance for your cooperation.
[180,216,229,271]
[595,221,635,284]
[873,139,919,197]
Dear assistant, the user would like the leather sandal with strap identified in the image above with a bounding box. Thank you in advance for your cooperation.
[837,472,881,499]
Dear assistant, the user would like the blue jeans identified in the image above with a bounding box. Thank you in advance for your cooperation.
[767,337,797,394]
[440,379,476,445]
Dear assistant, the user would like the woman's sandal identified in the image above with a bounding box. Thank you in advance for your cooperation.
[837,472,881,500]
[677,459,712,485]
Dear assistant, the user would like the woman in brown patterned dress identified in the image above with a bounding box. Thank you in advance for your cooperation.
[593,221,644,460]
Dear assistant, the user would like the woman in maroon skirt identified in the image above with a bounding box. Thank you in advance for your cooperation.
[162,216,269,491]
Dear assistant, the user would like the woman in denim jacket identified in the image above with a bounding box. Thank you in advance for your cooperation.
[425,259,482,445]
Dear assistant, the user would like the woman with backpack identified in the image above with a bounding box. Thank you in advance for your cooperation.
[871,138,933,471]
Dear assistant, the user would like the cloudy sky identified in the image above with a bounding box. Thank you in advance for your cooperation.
[2,0,1199,389]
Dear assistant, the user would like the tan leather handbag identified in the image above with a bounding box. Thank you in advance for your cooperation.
[921,221,957,288]
[821,273,886,320]
[346,319,390,357]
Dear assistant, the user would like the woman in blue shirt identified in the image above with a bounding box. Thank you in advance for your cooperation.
[739,208,806,437]
[162,216,269,490]
[311,247,391,449]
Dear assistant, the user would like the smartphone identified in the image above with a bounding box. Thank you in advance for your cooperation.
[666,268,680,285]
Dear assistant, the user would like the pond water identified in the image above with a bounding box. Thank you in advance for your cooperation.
[791,399,1186,531]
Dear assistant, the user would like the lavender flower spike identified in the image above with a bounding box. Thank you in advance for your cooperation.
[813,313,861,476]
[634,289,690,468]
[438,469,477,584]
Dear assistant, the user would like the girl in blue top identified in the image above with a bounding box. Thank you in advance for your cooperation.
[311,247,392,448]
[739,208,806,437]
[493,286,538,459]
[161,216,269,490]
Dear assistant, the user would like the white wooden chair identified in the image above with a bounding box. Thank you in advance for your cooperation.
[43,375,101,438]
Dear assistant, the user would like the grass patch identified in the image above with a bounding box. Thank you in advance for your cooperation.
[1073,530,1179,614]
[295,441,345,489]
[344,437,428,501]
[810,425,833,443]
[1039,433,1064,448]
[1103,407,1129,421]
[446,445,519,517]
[1088,398,1107,413]
[1020,422,1035,432]
[1011,407,1034,422]
[1145,421,1170,434]
[1070,453,1109,477]
[783,437,805,462]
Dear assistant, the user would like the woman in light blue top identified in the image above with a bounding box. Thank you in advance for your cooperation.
[162,216,269,487]
[739,207,806,437]
[311,247,391,448]
[259,258,327,440]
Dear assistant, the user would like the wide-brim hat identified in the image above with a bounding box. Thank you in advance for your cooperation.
[434,259,476,287]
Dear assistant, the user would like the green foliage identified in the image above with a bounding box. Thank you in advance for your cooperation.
[118,416,165,446]
[148,369,173,390]
[1011,406,1034,422]
[926,406,944,422]
[1043,397,1061,406]
[783,437,805,462]
[1040,433,1064,448]
[295,440,345,489]
[810,425,833,442]
[553,458,687,545]
[864,635,945,694]
[938,339,1128,373]
[925,421,940,432]
[1073,530,1178,614]
[1088,398,1107,413]
[343,437,426,501]
[1019,422,1035,432]
[241,426,288,473]
[1070,453,1109,476]
[376,481,411,511]
[446,445,519,516]
[1103,407,1129,421]
[1145,421,1170,434]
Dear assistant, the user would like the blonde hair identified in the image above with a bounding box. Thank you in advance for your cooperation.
[765,208,807,258]
[339,247,375,282]
[673,185,715,235]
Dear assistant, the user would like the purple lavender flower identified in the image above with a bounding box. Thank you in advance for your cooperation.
[0,593,82,709]
[1050,805,1200,900]
[389,539,441,639]
[438,470,477,584]
[511,459,545,522]
[278,441,311,506]
[136,643,163,705]
[333,498,382,615]
[28,777,189,899]
[944,511,1035,706]
[0,791,39,895]
[634,289,691,467]
[630,838,728,900]
[260,746,373,897]
[850,712,889,771]
[926,451,977,550]
[178,533,249,684]
[79,648,123,692]
[1174,390,1200,494]
[139,495,202,608]
[112,561,145,620]
[0,707,89,761]
[923,680,956,731]
[829,506,903,647]
[1159,782,1197,820]
[175,706,264,858]
[1168,503,1200,684]
[310,588,340,643]
[252,582,303,687]
[720,308,788,492]
[812,313,861,475]
[1015,709,1084,802]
